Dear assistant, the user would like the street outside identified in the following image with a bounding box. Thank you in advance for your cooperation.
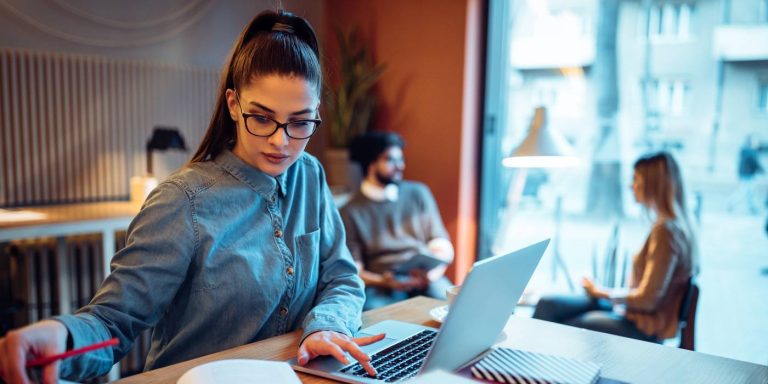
[496,203,768,366]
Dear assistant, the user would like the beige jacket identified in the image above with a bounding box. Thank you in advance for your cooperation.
[625,219,693,339]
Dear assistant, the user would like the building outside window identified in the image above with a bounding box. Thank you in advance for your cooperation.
[480,0,768,368]
[648,78,689,116]
[647,2,694,41]
[758,79,768,112]
[762,0,768,23]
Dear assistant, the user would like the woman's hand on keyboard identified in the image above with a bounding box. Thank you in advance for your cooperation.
[297,331,386,377]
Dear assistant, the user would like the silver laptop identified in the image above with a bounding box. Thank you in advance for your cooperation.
[289,239,549,383]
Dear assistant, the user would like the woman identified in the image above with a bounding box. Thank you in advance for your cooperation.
[533,151,695,342]
[0,10,382,383]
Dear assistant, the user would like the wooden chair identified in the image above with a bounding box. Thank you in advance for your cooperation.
[677,278,699,350]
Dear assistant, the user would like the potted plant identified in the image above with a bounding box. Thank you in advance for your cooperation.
[324,27,386,192]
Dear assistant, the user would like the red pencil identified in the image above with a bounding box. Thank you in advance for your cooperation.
[26,338,119,368]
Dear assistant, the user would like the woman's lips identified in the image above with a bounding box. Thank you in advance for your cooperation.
[263,153,289,164]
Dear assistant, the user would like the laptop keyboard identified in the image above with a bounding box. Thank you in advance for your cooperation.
[340,329,437,382]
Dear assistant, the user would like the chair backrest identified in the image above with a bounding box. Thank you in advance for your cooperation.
[601,223,620,287]
[677,277,699,350]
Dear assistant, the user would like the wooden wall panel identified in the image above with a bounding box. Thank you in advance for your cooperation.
[0,48,218,207]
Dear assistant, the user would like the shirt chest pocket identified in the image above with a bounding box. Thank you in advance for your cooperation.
[294,228,320,287]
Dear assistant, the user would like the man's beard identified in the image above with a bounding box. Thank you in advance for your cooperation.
[375,170,401,186]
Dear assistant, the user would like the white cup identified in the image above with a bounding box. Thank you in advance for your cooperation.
[446,285,461,307]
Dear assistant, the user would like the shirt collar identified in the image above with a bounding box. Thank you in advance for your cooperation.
[214,150,287,198]
[361,179,399,202]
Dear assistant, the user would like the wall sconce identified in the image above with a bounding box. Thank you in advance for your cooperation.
[131,127,188,205]
[146,126,188,176]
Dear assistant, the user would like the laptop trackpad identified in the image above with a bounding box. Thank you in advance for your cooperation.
[356,333,399,355]
[356,320,430,354]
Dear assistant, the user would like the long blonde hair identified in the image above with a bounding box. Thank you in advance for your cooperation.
[634,151,698,273]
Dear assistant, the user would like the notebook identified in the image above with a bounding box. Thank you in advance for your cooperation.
[393,253,448,274]
[466,348,601,384]
[177,359,301,384]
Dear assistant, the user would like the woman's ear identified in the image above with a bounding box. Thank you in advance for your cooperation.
[225,89,239,121]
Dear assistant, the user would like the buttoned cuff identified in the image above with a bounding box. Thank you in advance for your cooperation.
[300,313,354,345]
[53,313,115,381]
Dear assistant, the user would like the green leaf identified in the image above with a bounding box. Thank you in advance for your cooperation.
[326,25,386,148]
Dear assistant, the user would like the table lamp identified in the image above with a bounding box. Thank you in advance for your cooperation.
[145,127,188,176]
[130,127,188,205]
[502,106,579,291]
[502,106,579,168]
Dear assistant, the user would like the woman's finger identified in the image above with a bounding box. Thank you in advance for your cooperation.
[319,340,350,365]
[0,338,7,381]
[352,333,386,346]
[296,342,314,366]
[334,338,377,377]
[42,360,60,384]
[3,332,31,384]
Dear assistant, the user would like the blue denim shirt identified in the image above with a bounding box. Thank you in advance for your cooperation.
[54,150,365,381]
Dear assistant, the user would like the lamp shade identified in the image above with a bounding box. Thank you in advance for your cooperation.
[146,127,188,151]
[146,126,188,175]
[502,106,580,168]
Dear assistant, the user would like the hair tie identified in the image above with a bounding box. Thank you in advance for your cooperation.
[272,22,294,34]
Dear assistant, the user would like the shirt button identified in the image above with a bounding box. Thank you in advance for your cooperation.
[279,307,288,316]
[271,195,276,203]
[275,229,283,238]
[287,266,294,275]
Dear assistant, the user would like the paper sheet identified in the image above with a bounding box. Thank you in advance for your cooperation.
[405,370,478,383]
[177,359,301,384]
[0,209,47,223]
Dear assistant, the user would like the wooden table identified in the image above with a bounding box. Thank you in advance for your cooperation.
[115,296,768,384]
[0,201,140,310]
[0,201,140,290]
[1,202,140,382]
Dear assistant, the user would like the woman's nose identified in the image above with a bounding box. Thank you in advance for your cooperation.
[268,127,289,147]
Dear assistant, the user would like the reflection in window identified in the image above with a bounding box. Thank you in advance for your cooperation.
[647,2,693,41]
[481,0,768,366]
[762,0,768,23]
[759,80,768,112]
[648,79,688,116]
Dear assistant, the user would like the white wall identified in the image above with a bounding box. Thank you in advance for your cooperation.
[0,0,324,69]
[0,0,326,206]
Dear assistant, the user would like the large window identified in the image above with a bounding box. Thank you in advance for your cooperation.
[758,79,768,112]
[762,0,768,23]
[647,2,694,42]
[480,0,768,367]
[648,78,689,116]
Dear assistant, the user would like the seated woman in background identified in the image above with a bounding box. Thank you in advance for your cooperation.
[533,151,695,342]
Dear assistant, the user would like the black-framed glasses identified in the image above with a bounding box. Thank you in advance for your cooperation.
[236,94,321,139]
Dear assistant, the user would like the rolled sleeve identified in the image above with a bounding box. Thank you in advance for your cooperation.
[54,314,114,380]
[53,181,196,381]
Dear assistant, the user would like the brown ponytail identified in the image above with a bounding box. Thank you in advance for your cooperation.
[189,10,321,163]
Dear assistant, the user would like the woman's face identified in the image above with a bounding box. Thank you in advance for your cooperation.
[631,170,646,205]
[226,75,320,177]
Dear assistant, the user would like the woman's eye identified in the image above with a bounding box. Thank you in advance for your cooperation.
[290,121,310,127]
[253,115,272,124]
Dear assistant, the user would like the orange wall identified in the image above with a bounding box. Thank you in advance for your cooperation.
[322,0,483,283]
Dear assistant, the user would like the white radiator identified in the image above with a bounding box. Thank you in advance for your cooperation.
[0,48,218,207]
[1,232,150,377]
